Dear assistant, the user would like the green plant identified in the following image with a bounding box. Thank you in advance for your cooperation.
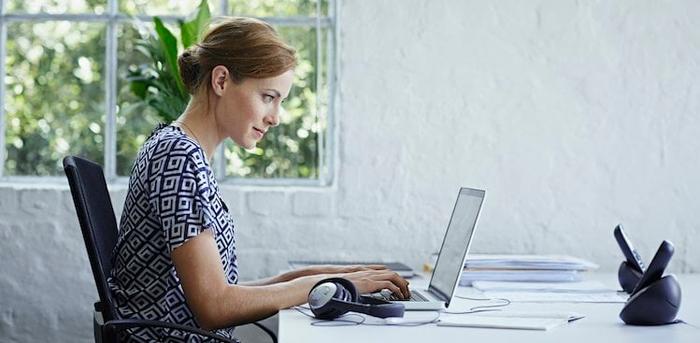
[126,0,211,123]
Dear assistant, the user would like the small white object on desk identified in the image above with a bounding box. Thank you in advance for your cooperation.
[438,310,584,330]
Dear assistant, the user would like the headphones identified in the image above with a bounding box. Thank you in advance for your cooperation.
[307,277,405,320]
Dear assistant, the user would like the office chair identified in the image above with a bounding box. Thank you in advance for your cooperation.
[63,156,277,343]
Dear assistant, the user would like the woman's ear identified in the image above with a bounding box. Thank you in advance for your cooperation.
[210,65,229,96]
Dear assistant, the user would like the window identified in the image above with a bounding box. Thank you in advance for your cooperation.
[0,0,335,185]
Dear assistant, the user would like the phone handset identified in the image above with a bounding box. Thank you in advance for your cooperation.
[630,240,673,295]
[613,224,646,293]
[613,224,645,273]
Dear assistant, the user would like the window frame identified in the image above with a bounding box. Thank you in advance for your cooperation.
[0,0,337,187]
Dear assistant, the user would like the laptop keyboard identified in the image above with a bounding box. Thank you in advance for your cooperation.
[370,289,429,302]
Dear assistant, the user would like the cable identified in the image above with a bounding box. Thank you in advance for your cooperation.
[443,295,512,314]
[293,306,365,326]
[442,308,503,315]
[293,295,512,326]
[293,306,440,327]
[363,311,442,327]
[311,314,366,327]
[453,295,511,310]
[674,319,700,329]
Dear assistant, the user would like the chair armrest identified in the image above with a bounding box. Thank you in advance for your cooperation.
[103,318,238,343]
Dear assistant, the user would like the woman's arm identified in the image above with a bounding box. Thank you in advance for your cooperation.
[240,264,390,286]
[171,230,409,331]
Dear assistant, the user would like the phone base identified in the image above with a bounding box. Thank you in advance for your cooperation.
[620,274,681,325]
[618,261,643,294]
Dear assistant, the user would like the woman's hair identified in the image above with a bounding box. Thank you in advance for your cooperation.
[177,17,297,95]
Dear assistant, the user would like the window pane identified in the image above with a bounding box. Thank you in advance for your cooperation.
[224,26,327,179]
[229,0,328,17]
[6,0,107,14]
[4,21,106,176]
[115,23,163,176]
[119,0,221,16]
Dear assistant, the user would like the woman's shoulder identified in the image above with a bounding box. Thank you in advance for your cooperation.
[144,124,207,166]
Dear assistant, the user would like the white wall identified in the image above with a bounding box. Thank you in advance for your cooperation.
[2,0,699,341]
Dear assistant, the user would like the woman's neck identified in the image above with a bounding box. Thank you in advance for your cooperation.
[174,98,222,161]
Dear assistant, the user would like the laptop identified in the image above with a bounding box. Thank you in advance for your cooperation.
[368,187,486,310]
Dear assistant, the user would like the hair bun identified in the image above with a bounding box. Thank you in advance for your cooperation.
[178,48,201,94]
[175,17,298,95]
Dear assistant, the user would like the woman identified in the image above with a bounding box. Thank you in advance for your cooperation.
[109,17,410,342]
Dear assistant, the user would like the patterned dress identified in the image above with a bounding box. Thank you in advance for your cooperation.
[109,124,239,342]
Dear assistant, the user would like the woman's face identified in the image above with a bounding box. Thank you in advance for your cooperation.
[214,69,295,149]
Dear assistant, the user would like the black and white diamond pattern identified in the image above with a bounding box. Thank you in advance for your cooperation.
[109,125,238,342]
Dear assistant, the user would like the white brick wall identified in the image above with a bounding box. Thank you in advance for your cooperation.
[2,1,700,341]
[292,191,335,217]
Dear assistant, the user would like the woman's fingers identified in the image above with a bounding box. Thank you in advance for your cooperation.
[379,281,402,298]
[345,264,388,273]
[363,264,389,270]
[369,270,410,298]
[344,269,410,299]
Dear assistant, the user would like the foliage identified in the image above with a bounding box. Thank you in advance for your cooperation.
[5,21,106,175]
[4,0,327,179]
[125,0,210,123]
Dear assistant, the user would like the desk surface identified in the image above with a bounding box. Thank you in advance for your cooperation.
[279,273,700,343]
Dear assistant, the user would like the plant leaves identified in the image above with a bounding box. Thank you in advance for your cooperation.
[153,17,187,98]
[129,80,148,99]
[180,0,211,49]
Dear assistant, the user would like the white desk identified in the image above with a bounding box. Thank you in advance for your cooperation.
[279,274,700,343]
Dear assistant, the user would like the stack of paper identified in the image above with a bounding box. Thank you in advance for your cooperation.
[465,254,599,270]
[459,269,581,285]
[459,254,598,285]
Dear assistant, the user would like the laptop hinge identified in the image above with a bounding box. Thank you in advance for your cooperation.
[427,286,450,303]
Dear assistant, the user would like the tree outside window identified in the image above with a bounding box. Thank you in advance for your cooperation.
[1,0,333,183]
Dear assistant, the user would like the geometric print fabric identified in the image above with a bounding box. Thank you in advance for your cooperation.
[109,124,239,342]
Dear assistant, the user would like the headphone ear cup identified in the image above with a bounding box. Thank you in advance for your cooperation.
[308,278,357,320]
[331,277,359,302]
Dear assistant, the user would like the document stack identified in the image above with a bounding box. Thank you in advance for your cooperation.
[459,254,599,285]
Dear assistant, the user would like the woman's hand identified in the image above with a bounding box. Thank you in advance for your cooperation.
[284,265,410,299]
[339,269,411,300]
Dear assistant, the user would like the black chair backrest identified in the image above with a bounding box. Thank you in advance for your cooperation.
[63,156,119,321]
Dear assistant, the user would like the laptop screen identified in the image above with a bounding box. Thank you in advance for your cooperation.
[428,187,485,307]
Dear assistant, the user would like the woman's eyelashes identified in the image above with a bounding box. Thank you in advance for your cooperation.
[262,93,275,103]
